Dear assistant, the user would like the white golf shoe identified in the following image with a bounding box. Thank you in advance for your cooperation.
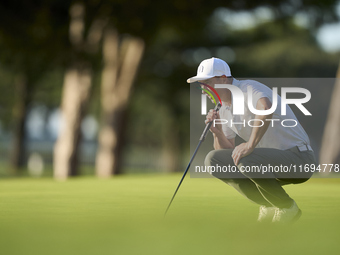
[272,201,302,223]
[257,206,276,222]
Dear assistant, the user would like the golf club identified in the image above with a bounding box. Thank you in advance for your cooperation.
[164,102,222,216]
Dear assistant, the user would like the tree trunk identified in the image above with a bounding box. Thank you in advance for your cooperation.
[161,111,180,172]
[95,28,144,178]
[53,66,92,179]
[10,74,28,173]
[319,61,340,171]
[53,2,98,180]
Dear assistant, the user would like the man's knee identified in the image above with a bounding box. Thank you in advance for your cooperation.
[204,150,217,166]
[205,149,234,167]
[205,150,241,179]
[237,156,253,168]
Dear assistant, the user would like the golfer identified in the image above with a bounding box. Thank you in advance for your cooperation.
[187,57,316,223]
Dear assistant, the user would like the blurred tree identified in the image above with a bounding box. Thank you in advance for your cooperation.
[95,27,144,177]
[319,62,340,169]
[54,1,108,179]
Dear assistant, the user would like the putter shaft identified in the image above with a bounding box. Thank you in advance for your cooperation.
[164,103,221,216]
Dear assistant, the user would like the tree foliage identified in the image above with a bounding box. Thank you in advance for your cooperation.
[0,0,339,172]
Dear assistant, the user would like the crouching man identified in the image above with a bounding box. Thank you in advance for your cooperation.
[187,57,316,223]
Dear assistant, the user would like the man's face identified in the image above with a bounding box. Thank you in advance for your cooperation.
[199,77,216,87]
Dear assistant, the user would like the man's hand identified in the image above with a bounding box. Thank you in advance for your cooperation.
[232,142,254,166]
[205,109,222,134]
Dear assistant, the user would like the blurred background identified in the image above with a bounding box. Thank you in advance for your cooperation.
[0,0,339,179]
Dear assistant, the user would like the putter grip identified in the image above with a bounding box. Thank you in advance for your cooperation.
[199,102,222,141]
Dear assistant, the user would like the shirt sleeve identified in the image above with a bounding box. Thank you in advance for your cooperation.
[248,84,271,109]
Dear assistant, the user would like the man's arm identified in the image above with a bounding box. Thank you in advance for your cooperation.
[213,131,235,149]
[205,109,235,149]
[232,97,273,165]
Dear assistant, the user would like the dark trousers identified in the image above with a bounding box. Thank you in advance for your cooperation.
[204,147,316,208]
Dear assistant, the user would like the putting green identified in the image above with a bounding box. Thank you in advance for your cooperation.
[0,175,339,255]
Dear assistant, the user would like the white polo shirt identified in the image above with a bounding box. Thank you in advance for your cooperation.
[218,78,311,150]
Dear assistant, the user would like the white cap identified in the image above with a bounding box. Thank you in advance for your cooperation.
[187,57,231,83]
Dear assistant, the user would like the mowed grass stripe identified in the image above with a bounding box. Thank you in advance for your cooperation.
[0,175,339,255]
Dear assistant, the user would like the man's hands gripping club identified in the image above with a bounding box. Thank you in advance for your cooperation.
[205,109,223,134]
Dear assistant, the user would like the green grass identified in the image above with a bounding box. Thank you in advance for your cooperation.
[0,174,340,255]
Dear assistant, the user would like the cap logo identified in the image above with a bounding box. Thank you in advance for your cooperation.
[199,65,204,73]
